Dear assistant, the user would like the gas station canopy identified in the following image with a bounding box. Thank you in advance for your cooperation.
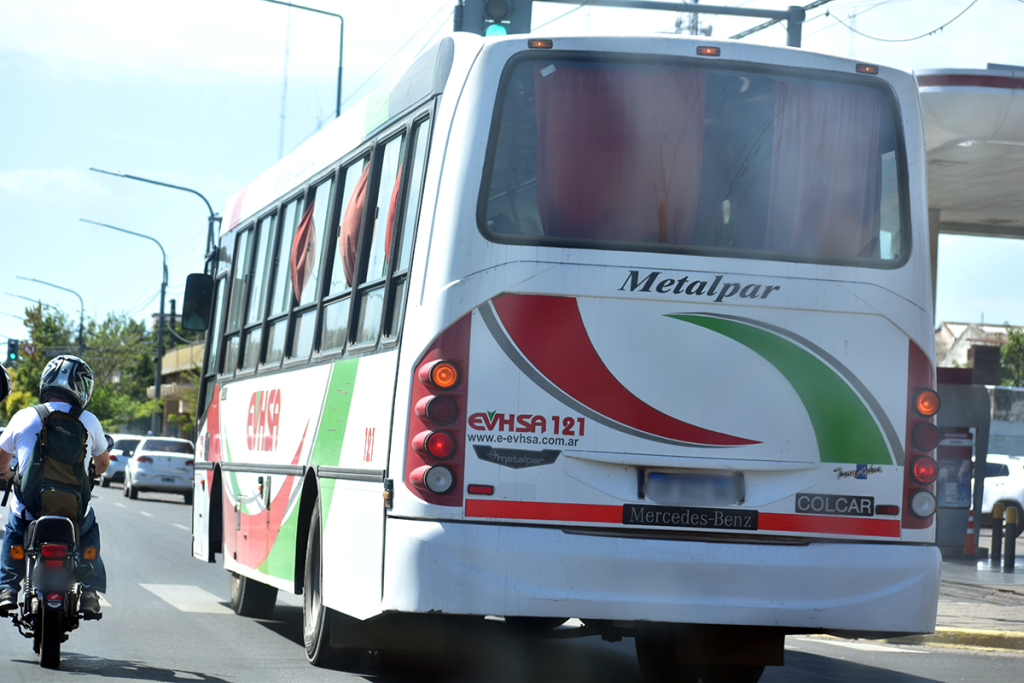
[919,65,1024,237]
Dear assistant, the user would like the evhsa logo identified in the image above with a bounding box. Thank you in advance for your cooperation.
[247,389,281,452]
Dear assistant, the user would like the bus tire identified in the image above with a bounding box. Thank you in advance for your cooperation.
[303,504,360,669]
[635,627,704,683]
[701,664,766,683]
[229,572,277,619]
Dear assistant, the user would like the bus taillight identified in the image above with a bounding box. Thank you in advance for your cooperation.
[903,341,938,530]
[404,315,471,507]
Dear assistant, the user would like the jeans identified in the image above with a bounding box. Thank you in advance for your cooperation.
[1,508,107,594]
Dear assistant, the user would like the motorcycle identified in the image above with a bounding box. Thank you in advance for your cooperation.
[7,514,100,668]
[2,436,108,669]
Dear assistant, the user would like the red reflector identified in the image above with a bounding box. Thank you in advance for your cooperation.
[109,455,118,461]
[856,63,879,75]
[912,457,938,485]
[425,431,455,459]
[468,484,494,495]
[697,46,721,56]
[875,505,900,515]
[186,460,194,466]
[912,422,940,451]
[41,544,67,559]
[137,456,153,464]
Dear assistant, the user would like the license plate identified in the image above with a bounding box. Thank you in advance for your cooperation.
[645,471,744,506]
[162,477,175,483]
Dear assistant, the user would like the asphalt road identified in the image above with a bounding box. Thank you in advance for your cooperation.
[2,487,1024,682]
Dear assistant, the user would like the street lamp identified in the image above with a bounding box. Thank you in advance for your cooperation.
[256,0,344,118]
[6,293,60,312]
[87,167,221,275]
[15,277,84,358]
[80,218,167,436]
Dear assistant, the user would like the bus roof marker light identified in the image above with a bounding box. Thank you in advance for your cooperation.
[697,46,721,57]
[528,39,553,49]
[914,389,940,417]
[856,63,879,75]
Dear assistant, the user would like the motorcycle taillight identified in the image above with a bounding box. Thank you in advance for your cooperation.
[40,544,68,560]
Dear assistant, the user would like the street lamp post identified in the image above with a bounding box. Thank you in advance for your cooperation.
[79,218,168,436]
[256,0,344,118]
[88,167,221,276]
[6,293,60,312]
[15,276,84,358]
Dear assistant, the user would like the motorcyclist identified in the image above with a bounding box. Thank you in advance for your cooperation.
[0,356,110,615]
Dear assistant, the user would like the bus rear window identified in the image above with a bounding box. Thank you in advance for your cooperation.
[482,58,904,264]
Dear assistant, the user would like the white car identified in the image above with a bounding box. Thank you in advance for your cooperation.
[100,434,143,487]
[124,436,195,503]
[979,454,1024,537]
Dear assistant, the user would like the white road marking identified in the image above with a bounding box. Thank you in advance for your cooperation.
[139,511,153,517]
[793,636,924,653]
[173,523,190,531]
[114,502,126,508]
[139,584,233,614]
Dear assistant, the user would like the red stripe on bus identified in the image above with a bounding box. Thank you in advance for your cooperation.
[491,294,758,446]
[465,499,622,523]
[758,513,900,537]
[465,500,901,537]
[917,74,1024,90]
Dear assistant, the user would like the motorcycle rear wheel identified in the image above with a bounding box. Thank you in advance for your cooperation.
[39,607,62,669]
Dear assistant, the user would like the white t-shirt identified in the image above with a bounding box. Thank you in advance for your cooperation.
[0,401,107,520]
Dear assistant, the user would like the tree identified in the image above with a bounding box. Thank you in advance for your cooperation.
[1001,325,1024,387]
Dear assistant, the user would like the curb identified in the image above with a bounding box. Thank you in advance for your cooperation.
[884,627,1024,650]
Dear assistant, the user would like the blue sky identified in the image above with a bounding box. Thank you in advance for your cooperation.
[2,0,1022,345]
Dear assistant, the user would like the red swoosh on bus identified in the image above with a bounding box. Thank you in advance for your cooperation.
[491,294,758,446]
[238,422,308,569]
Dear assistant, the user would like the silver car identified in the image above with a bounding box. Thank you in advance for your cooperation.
[100,435,142,487]
[124,437,195,503]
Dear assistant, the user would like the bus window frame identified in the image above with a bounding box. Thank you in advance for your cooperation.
[475,51,912,271]
[220,225,254,379]
[261,189,307,372]
[313,146,373,364]
[347,129,408,355]
[237,209,279,377]
[283,168,339,370]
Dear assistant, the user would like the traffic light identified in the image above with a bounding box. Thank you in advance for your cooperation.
[459,0,533,36]
[6,339,18,364]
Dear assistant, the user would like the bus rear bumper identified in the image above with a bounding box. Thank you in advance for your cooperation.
[382,519,940,634]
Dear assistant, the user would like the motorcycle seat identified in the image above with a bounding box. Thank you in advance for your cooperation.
[25,516,79,550]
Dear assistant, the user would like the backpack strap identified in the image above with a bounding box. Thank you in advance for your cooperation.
[69,404,83,420]
[34,404,51,422]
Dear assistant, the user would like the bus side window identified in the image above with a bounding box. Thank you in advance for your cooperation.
[263,195,304,368]
[222,225,254,376]
[321,156,369,353]
[240,213,277,371]
[385,118,430,340]
[353,134,406,347]
[287,175,335,361]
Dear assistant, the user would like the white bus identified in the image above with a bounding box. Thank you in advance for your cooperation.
[184,32,941,683]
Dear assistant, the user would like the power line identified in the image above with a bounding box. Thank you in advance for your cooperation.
[534,2,591,31]
[825,0,979,42]
[341,0,452,108]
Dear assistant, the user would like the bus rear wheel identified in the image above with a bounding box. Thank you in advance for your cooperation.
[229,572,277,619]
[303,504,360,669]
[635,627,704,683]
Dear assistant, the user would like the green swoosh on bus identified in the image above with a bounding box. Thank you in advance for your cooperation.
[667,314,891,466]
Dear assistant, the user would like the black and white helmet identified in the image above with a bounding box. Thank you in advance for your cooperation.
[0,364,10,403]
[39,355,94,409]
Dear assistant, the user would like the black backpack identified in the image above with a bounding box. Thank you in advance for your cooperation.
[13,405,91,522]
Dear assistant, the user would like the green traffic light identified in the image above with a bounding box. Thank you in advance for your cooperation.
[485,24,508,37]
